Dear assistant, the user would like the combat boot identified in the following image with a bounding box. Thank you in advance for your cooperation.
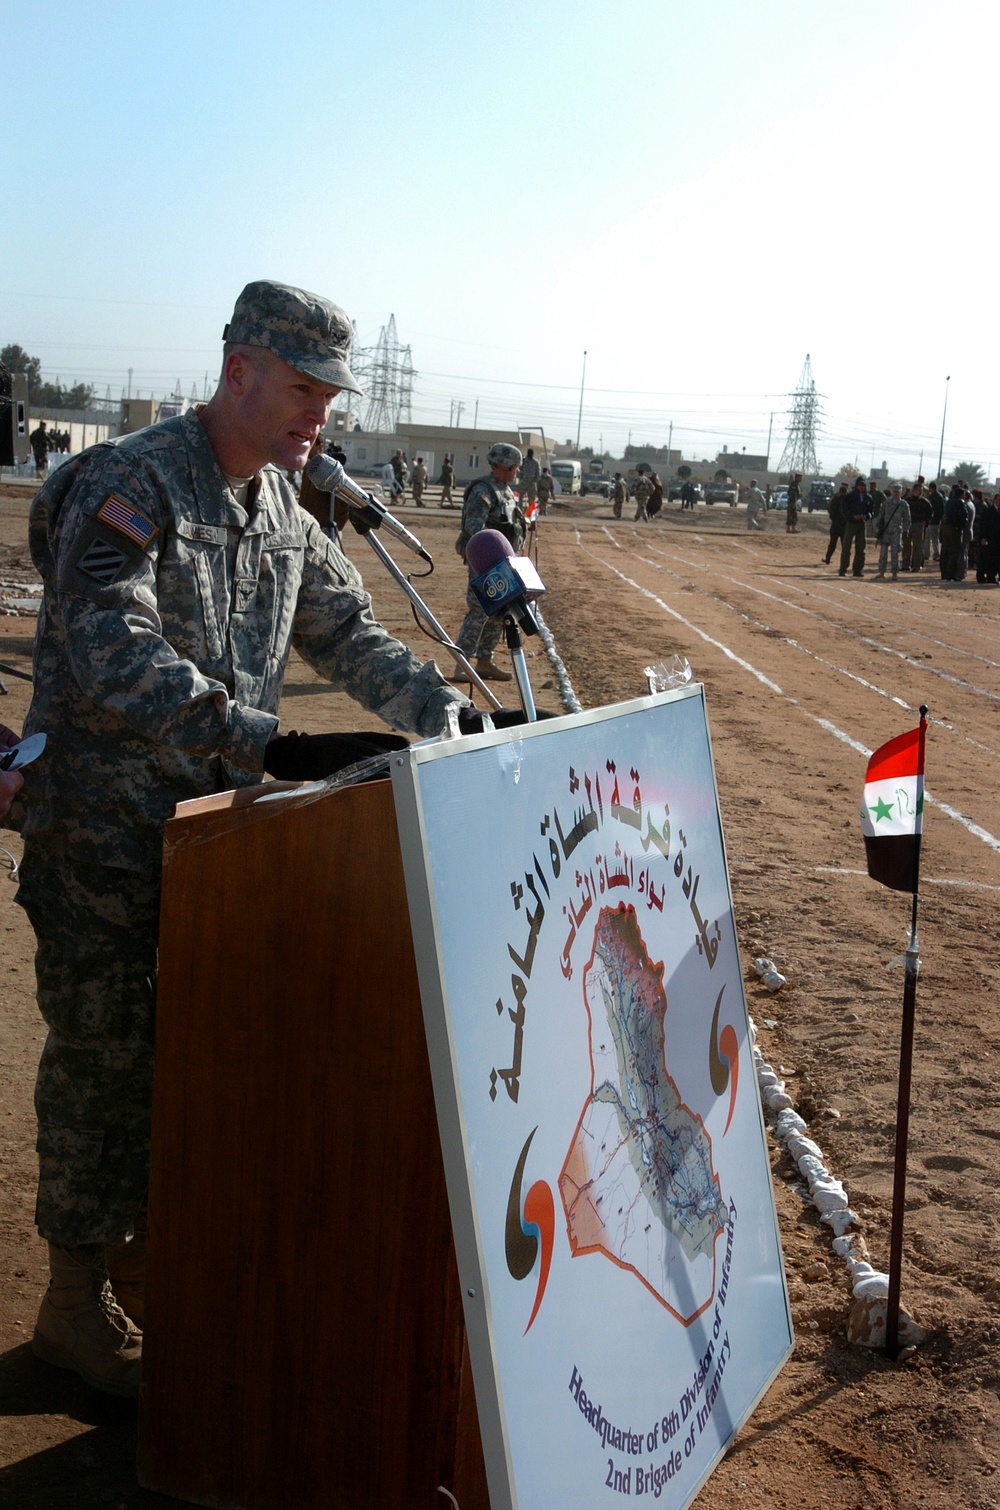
[105,1205,147,1330]
[475,658,513,682]
[32,1242,142,1397]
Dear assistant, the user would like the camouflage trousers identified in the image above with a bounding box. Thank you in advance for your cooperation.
[16,844,159,1246]
[456,576,502,662]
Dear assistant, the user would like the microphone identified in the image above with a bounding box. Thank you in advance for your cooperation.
[305,453,432,564]
[465,529,545,635]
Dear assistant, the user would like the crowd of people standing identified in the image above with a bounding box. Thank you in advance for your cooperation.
[821,473,1000,583]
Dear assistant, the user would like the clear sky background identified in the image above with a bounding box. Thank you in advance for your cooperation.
[4,0,997,476]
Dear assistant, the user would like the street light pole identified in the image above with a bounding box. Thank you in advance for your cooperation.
[936,376,950,479]
[575,350,587,452]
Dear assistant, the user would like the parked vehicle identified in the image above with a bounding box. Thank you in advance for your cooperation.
[704,473,739,506]
[582,473,611,497]
[551,460,582,494]
[770,486,789,511]
[808,479,835,512]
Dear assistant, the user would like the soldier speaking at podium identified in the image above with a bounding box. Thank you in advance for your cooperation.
[13,280,476,1397]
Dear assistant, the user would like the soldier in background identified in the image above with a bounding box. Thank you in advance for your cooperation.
[519,447,540,508]
[390,449,407,499]
[786,472,802,533]
[867,477,886,540]
[453,442,524,682]
[902,476,929,572]
[439,453,456,507]
[927,480,944,563]
[611,472,627,519]
[873,484,911,580]
[537,466,555,513]
[824,483,849,564]
[13,281,473,1399]
[30,419,49,476]
[410,455,428,507]
[633,470,654,521]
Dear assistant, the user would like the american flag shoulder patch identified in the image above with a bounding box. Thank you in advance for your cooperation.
[96,495,158,548]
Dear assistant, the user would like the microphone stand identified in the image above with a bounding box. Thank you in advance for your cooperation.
[503,617,537,722]
[353,526,504,712]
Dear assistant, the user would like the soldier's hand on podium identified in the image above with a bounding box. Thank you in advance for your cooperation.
[263,729,410,781]
[457,707,559,736]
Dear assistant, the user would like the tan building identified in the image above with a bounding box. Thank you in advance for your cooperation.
[332,424,550,486]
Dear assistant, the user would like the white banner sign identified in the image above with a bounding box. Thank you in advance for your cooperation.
[393,687,792,1510]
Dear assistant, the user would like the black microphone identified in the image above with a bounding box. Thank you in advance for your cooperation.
[305,453,432,564]
[464,529,545,635]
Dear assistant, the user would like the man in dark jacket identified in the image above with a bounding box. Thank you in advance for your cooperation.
[824,483,849,564]
[838,477,871,577]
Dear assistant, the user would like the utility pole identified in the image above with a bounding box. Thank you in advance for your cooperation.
[575,350,587,452]
[667,421,673,466]
[474,398,479,429]
[127,368,133,400]
[455,401,464,428]
[449,400,454,427]
[765,411,773,473]
[936,376,950,479]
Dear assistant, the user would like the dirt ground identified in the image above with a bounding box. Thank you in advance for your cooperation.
[1,479,998,1508]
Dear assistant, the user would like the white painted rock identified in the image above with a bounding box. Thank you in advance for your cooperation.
[852,1273,890,1300]
[846,1295,929,1349]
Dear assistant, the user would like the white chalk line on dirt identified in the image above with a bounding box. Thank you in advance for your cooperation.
[731,860,1000,895]
[629,549,1000,765]
[754,564,1000,674]
[584,547,1000,859]
[697,531,1000,673]
[636,533,1000,694]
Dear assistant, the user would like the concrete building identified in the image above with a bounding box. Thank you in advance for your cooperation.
[332,424,550,485]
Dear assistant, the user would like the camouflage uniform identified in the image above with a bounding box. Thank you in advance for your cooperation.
[633,473,654,521]
[537,470,555,513]
[611,475,627,519]
[518,452,541,505]
[439,456,455,507]
[874,492,911,579]
[456,472,525,661]
[17,405,467,1245]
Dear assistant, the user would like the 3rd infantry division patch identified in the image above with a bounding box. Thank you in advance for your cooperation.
[77,537,130,584]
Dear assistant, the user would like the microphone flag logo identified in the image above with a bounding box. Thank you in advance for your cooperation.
[708,986,739,1135]
[504,1127,555,1334]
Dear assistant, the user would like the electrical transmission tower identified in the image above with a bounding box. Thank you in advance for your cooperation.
[351,314,415,433]
[777,353,821,477]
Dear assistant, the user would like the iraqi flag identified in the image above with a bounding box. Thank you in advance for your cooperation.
[860,725,925,892]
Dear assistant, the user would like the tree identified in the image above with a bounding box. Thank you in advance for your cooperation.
[835,462,861,482]
[0,343,93,411]
[948,460,986,487]
[1,344,41,393]
[677,464,692,479]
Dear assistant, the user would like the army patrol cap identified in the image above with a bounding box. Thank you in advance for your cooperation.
[487,442,522,468]
[223,280,363,395]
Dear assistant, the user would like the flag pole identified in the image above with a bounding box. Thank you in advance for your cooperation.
[885,705,928,1359]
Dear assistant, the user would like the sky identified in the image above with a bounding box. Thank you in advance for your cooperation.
[4,0,998,477]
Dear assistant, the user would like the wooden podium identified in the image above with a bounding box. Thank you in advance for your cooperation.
[137,777,490,1510]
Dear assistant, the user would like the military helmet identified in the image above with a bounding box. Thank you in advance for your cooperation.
[487,442,522,468]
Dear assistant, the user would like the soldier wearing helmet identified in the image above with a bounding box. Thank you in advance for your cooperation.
[453,442,526,682]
